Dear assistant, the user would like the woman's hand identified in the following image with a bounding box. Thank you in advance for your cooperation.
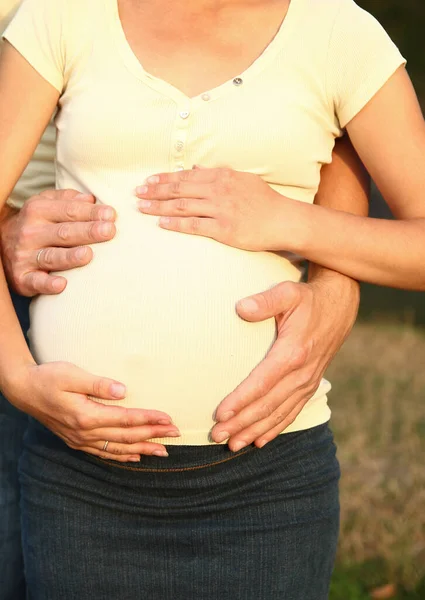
[136,167,295,251]
[4,362,180,460]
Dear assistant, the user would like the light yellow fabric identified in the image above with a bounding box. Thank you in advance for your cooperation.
[4,0,405,444]
[0,0,55,208]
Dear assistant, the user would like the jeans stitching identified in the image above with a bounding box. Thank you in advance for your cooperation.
[86,446,254,472]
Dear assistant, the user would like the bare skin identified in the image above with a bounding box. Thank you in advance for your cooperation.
[0,0,367,456]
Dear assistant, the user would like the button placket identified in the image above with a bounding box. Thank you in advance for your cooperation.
[172,105,191,171]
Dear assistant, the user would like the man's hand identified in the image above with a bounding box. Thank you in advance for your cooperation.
[211,275,359,451]
[0,189,116,296]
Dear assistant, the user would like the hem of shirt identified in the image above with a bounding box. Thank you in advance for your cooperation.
[151,396,332,446]
[338,55,407,129]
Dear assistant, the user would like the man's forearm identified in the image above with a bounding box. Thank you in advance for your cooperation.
[307,134,369,301]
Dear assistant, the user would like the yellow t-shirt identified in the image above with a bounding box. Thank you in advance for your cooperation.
[0,0,55,208]
[4,0,405,444]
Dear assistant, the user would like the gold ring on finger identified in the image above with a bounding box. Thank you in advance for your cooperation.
[102,440,109,451]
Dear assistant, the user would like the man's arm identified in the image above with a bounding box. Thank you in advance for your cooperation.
[211,135,370,449]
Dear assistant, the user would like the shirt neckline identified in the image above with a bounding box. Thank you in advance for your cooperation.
[107,0,302,105]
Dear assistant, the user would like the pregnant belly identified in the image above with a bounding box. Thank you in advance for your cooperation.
[29,214,302,441]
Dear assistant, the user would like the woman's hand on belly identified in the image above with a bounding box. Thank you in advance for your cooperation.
[5,362,180,460]
[136,167,295,252]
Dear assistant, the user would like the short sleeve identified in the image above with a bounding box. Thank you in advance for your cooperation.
[2,0,66,93]
[327,0,406,129]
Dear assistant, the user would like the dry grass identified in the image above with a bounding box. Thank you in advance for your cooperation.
[326,323,425,590]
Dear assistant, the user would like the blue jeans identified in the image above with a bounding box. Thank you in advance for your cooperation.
[20,419,340,600]
[0,291,30,600]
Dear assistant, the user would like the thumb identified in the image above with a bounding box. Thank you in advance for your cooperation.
[236,281,301,322]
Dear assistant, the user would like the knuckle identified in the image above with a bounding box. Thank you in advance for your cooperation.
[171,181,181,196]
[110,445,122,455]
[176,197,187,212]
[289,345,309,369]
[272,411,286,426]
[65,201,81,220]
[120,410,136,429]
[17,226,34,247]
[256,377,269,397]
[180,170,191,182]
[22,198,40,218]
[91,378,105,398]
[42,247,56,268]
[74,414,92,430]
[259,401,274,418]
[57,223,71,242]
[189,217,201,234]
[122,433,136,445]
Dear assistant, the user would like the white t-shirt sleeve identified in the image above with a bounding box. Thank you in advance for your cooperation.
[327,0,406,129]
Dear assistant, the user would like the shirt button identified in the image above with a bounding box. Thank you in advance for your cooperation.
[179,110,190,119]
[233,77,243,86]
[176,165,184,171]
[201,93,211,102]
[175,141,184,152]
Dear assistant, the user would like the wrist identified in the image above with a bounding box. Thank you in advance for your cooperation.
[271,196,313,254]
[0,358,37,408]
[308,264,360,314]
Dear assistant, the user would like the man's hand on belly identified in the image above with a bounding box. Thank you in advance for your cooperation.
[0,189,116,296]
[210,275,359,451]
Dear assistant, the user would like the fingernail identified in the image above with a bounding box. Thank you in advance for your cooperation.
[101,208,115,221]
[232,441,247,452]
[75,247,88,260]
[145,175,160,184]
[257,439,268,449]
[110,383,126,398]
[237,298,258,313]
[99,222,113,236]
[75,192,92,200]
[136,185,148,195]
[165,430,181,437]
[128,456,140,462]
[218,411,235,423]
[52,278,64,291]
[138,199,151,209]
[214,431,229,443]
[153,450,169,457]
[158,419,172,425]
[159,217,171,225]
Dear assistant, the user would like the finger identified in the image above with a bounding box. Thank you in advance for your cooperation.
[82,424,181,444]
[236,281,302,323]
[214,337,307,422]
[64,394,174,431]
[18,270,68,296]
[212,370,315,443]
[93,439,175,457]
[143,169,218,186]
[34,246,93,271]
[31,220,116,248]
[226,392,309,451]
[138,197,216,218]
[28,194,116,223]
[158,216,219,239]
[136,180,210,201]
[254,403,305,448]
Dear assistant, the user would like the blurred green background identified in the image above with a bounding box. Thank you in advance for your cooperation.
[329,2,425,598]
